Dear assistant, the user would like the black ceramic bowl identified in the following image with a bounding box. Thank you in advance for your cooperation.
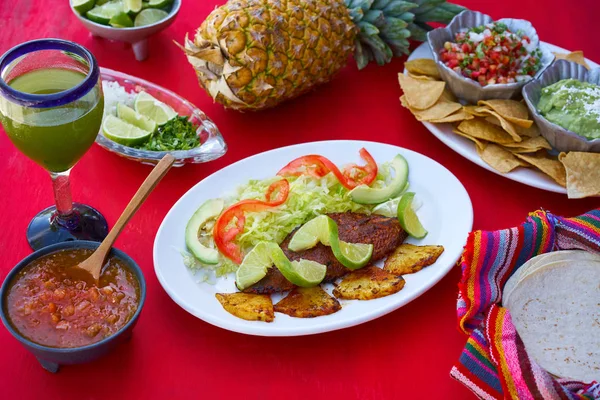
[0,241,146,373]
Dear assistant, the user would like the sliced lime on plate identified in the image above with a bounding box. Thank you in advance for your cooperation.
[109,12,134,27]
[397,192,428,239]
[117,103,157,133]
[103,115,152,146]
[134,91,177,125]
[134,9,169,26]
[123,0,142,14]
[72,0,96,15]
[86,1,124,25]
[236,242,274,290]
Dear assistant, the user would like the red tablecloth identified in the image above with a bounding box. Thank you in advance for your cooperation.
[1,1,598,398]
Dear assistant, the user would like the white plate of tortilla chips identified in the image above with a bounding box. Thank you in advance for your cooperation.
[404,42,599,195]
[154,141,473,336]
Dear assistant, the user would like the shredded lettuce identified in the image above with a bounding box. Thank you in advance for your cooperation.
[184,163,395,277]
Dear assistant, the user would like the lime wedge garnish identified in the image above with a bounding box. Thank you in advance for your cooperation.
[397,192,428,239]
[72,0,95,15]
[103,115,152,146]
[134,9,169,26]
[117,103,157,133]
[134,91,177,125]
[86,1,124,25]
[288,215,373,270]
[371,184,410,217]
[96,0,111,4]
[143,0,173,9]
[235,242,326,290]
[124,0,142,14]
[109,12,134,27]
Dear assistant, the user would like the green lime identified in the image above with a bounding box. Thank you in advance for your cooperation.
[134,8,169,26]
[143,0,173,9]
[339,242,373,266]
[134,91,177,125]
[269,244,326,287]
[117,103,157,133]
[96,0,111,4]
[235,242,273,290]
[123,0,142,14]
[72,0,96,15]
[103,115,152,146]
[287,215,331,251]
[86,1,123,25]
[397,192,428,239]
[109,11,134,27]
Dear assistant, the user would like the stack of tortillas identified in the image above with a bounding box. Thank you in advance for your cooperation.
[502,250,600,382]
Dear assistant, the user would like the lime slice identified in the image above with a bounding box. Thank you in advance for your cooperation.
[96,0,111,4]
[124,0,142,14]
[134,8,169,26]
[134,91,177,125]
[117,103,157,133]
[143,0,173,9]
[397,192,428,239]
[235,242,273,290]
[103,115,152,146]
[288,215,373,270]
[109,12,134,27]
[72,0,96,15]
[86,1,123,25]
[371,184,410,217]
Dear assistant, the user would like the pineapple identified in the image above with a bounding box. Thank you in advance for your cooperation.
[181,0,464,111]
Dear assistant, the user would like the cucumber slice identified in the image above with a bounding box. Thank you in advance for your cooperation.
[185,199,224,264]
[349,154,409,205]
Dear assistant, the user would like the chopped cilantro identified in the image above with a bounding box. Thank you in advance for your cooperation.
[133,116,200,151]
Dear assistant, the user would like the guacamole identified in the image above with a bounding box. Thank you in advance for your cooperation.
[538,79,600,139]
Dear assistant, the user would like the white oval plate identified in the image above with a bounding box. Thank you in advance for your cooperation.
[407,42,599,194]
[154,140,473,336]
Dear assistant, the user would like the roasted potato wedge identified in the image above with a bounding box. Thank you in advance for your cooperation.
[383,244,444,276]
[333,266,405,300]
[274,286,341,318]
[215,293,274,322]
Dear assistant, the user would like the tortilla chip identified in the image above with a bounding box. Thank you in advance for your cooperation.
[400,95,462,121]
[405,58,441,79]
[429,109,473,123]
[456,119,516,144]
[464,105,490,117]
[398,73,445,110]
[558,152,600,198]
[453,128,486,150]
[477,99,533,128]
[477,143,525,173]
[478,109,521,142]
[515,123,541,138]
[440,88,458,103]
[408,72,437,81]
[502,136,552,152]
[514,152,567,187]
[553,51,591,70]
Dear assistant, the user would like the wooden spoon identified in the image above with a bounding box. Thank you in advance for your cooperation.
[73,154,175,283]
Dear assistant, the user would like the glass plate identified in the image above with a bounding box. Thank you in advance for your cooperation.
[97,67,227,166]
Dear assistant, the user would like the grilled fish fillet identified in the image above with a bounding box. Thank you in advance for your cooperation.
[243,212,407,294]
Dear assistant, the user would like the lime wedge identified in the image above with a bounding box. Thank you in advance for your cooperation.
[134,8,169,26]
[397,192,428,239]
[86,1,123,25]
[288,215,373,270]
[235,242,273,290]
[117,103,157,133]
[72,0,96,15]
[124,0,142,14]
[103,115,152,146]
[134,91,177,125]
[109,12,134,27]
[96,0,111,4]
[371,184,410,217]
[143,0,173,9]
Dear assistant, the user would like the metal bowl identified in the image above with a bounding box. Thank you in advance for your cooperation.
[0,241,146,373]
[70,0,181,61]
[427,10,555,104]
[522,60,600,152]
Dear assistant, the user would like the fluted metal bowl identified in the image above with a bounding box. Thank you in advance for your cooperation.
[522,60,600,153]
[427,10,554,104]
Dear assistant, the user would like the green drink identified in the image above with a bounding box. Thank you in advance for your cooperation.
[0,69,103,172]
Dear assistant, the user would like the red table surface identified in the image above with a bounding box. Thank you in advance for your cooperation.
[1,0,599,398]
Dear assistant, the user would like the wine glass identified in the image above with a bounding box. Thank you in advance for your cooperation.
[0,39,108,250]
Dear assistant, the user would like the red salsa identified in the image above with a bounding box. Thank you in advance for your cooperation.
[440,22,543,86]
[5,249,140,348]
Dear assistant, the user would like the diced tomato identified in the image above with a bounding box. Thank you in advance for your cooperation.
[461,43,470,53]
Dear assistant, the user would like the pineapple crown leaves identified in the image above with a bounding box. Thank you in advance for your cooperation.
[346,0,465,69]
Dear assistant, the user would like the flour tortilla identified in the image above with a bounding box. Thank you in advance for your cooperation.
[504,253,600,382]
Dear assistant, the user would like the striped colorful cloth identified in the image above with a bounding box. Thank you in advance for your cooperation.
[451,209,600,399]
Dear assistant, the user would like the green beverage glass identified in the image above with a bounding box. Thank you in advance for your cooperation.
[0,39,108,250]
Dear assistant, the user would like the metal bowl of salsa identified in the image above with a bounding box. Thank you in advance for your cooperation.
[0,241,146,373]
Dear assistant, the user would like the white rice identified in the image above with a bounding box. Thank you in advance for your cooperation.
[102,80,136,117]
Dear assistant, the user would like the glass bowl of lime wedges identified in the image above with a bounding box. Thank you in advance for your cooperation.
[70,0,180,61]
[97,67,227,167]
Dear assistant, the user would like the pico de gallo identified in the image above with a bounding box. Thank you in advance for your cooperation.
[440,22,543,86]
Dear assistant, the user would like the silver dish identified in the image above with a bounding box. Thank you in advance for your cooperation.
[98,67,227,167]
[70,0,181,61]
[522,60,600,153]
[427,10,554,104]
